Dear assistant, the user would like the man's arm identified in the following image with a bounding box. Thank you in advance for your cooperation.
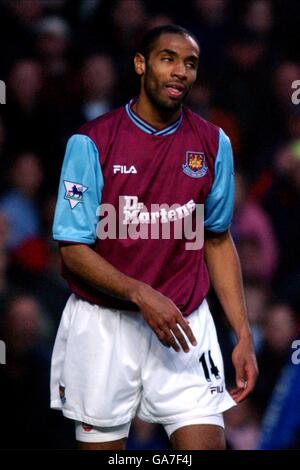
[204,229,258,402]
[60,244,197,353]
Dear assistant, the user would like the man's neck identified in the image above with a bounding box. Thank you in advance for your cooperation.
[132,92,182,130]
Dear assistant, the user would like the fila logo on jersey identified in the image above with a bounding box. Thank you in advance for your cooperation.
[113,165,137,174]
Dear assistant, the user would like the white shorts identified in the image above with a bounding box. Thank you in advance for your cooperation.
[51,295,236,438]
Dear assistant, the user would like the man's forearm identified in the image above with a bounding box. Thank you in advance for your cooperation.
[60,244,143,305]
[204,230,252,341]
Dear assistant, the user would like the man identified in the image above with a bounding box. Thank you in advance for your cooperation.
[50,25,258,450]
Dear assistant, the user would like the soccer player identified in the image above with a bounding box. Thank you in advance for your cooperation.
[50,25,258,450]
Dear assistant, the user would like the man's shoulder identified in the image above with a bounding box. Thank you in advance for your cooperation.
[77,106,125,137]
[183,106,220,137]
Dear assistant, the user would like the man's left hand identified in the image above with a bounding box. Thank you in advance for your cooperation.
[230,336,259,403]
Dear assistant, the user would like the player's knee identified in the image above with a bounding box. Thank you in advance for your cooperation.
[169,423,226,450]
[207,438,226,450]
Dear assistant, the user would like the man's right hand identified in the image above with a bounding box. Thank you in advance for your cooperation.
[60,245,197,352]
[132,283,197,353]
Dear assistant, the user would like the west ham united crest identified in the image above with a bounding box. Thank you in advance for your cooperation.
[182,151,208,178]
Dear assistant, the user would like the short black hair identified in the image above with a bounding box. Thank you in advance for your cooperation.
[137,24,200,60]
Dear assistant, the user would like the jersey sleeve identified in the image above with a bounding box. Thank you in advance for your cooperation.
[204,128,235,233]
[52,134,103,244]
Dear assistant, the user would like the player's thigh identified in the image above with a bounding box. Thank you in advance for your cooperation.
[78,438,127,450]
[75,421,131,450]
[170,424,225,450]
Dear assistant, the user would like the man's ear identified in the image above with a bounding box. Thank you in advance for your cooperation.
[134,53,146,76]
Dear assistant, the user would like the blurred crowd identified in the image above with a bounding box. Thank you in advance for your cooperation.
[0,0,299,450]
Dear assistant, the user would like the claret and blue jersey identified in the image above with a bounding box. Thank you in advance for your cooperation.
[53,100,234,316]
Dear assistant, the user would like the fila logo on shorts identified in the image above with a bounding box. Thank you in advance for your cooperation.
[210,385,224,395]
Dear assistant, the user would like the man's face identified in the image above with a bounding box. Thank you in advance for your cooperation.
[138,33,199,113]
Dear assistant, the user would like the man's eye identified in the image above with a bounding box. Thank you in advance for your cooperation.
[186,63,196,69]
[162,57,172,62]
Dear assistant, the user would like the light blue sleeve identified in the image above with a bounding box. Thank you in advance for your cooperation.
[53,134,103,244]
[204,129,234,233]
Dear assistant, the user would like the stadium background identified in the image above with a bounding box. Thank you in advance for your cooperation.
[0,0,299,449]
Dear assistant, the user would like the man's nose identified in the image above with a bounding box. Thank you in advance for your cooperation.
[171,62,187,79]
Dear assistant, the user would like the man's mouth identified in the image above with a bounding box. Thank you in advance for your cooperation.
[165,82,186,99]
